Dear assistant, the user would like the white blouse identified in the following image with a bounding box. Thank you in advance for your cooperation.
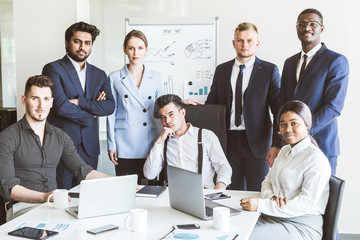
[257,137,331,218]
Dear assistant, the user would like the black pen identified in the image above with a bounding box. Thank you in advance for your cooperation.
[160,227,175,240]
[232,234,239,240]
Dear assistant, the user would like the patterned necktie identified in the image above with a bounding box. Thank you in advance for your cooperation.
[235,64,245,127]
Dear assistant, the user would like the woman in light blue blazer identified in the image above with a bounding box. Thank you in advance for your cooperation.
[107,30,163,183]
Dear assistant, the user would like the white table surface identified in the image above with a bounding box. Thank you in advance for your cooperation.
[0,189,260,240]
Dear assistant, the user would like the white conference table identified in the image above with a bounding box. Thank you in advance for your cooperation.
[0,189,260,240]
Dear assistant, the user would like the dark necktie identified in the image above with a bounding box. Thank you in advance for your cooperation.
[299,54,308,80]
[235,64,245,127]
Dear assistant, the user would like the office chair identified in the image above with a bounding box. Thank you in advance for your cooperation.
[322,176,345,240]
[0,197,6,225]
[146,104,228,186]
[184,104,227,154]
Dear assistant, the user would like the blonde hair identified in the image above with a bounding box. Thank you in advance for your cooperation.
[235,22,258,34]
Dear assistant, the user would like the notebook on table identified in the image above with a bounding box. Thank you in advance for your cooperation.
[136,185,166,198]
[66,175,137,219]
[167,165,241,221]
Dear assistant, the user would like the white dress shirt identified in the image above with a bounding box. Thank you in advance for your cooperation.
[143,124,232,189]
[67,55,87,91]
[257,137,331,218]
[230,57,255,130]
[296,43,322,81]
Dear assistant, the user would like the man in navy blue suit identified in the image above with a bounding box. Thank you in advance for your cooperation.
[42,22,115,189]
[206,23,281,191]
[274,9,349,175]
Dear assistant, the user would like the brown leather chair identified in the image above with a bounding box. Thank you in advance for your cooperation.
[322,176,345,240]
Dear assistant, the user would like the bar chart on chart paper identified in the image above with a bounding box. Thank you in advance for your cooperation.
[189,86,208,96]
[184,80,211,103]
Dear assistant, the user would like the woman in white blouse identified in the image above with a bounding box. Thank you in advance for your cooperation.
[241,100,331,240]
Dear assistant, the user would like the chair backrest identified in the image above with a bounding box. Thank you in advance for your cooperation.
[322,175,345,240]
[184,104,227,154]
[0,197,6,225]
[147,104,227,186]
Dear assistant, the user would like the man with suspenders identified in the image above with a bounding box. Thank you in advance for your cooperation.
[143,94,232,189]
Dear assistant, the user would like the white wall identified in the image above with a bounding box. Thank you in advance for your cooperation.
[13,0,76,117]
[13,0,360,234]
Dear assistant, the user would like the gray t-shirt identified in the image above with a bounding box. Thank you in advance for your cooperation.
[0,116,93,201]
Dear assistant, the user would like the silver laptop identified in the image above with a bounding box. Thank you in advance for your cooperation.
[167,165,241,220]
[66,175,137,219]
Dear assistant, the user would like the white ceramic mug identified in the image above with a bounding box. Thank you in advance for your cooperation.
[213,207,230,231]
[47,189,69,210]
[125,209,147,232]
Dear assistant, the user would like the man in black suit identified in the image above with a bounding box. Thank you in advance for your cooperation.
[206,22,281,190]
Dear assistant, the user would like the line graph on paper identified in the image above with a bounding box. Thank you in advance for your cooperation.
[145,41,176,65]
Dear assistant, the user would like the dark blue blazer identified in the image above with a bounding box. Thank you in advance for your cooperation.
[42,56,115,157]
[279,43,349,157]
[206,57,281,159]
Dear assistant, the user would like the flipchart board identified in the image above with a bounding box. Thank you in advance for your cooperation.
[125,17,219,102]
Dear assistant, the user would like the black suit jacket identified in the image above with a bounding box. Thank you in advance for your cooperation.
[206,57,281,159]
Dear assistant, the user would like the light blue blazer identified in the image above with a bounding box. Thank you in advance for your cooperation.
[107,65,163,158]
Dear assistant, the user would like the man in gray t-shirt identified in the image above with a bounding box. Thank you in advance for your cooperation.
[0,75,111,220]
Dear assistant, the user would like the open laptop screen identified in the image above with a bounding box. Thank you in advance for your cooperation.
[167,165,207,219]
[66,175,137,219]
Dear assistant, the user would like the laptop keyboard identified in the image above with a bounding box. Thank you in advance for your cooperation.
[205,206,213,216]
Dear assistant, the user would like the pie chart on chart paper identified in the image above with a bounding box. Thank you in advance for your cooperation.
[185,43,203,59]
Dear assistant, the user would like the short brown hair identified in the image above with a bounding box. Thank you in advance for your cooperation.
[24,75,54,96]
[235,22,258,34]
[123,30,148,48]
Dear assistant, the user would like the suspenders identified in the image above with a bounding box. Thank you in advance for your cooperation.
[161,128,203,185]
[197,128,203,174]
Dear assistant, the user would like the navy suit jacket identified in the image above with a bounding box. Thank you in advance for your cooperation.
[279,43,349,157]
[206,57,281,159]
[42,56,115,157]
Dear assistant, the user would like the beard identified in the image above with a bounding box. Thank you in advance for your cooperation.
[66,49,91,62]
[28,112,47,122]
[26,108,48,122]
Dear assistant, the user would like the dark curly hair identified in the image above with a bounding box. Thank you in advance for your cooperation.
[65,21,100,43]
